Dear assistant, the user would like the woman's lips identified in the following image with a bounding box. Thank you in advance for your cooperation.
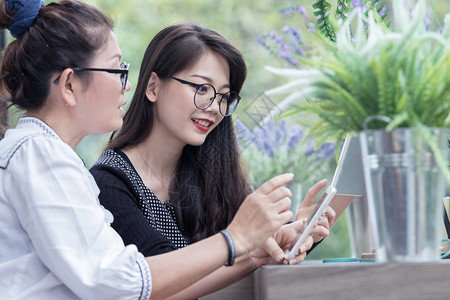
[192,118,214,132]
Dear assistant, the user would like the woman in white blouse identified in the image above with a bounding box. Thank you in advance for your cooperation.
[0,1,311,299]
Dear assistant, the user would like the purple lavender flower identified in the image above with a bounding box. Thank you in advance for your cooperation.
[278,5,307,17]
[304,138,315,156]
[252,126,266,151]
[287,125,304,150]
[234,118,255,144]
[279,118,288,139]
[236,118,334,187]
[257,5,315,67]
[262,139,275,158]
[351,0,363,9]
[316,142,335,161]
[307,22,316,33]
[262,120,274,136]
[274,119,287,147]
[351,0,368,15]
[379,6,387,18]
[298,6,306,15]
[282,26,302,43]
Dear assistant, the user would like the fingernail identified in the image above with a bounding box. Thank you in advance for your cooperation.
[300,246,306,253]
[289,259,297,265]
[277,254,284,262]
[320,179,327,184]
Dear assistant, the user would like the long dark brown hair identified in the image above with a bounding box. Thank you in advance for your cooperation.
[108,23,250,243]
[0,0,114,137]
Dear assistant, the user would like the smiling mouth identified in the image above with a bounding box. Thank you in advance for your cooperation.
[192,118,213,128]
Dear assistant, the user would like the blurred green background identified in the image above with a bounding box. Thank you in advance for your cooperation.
[2,0,449,259]
[74,0,449,167]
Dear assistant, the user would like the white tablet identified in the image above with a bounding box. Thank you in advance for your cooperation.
[285,185,337,262]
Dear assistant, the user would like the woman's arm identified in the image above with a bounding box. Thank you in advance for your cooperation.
[166,252,257,300]
[166,219,311,299]
[146,173,295,300]
[93,158,298,299]
[93,165,310,299]
[91,161,260,298]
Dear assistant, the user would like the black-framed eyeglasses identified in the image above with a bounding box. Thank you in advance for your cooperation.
[170,76,240,117]
[53,62,130,90]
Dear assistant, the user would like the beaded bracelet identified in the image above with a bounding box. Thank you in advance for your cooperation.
[219,229,235,266]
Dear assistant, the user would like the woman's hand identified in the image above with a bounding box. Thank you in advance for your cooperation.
[227,173,294,256]
[248,219,311,266]
[295,179,336,243]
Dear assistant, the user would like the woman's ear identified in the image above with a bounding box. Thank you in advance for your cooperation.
[57,69,77,107]
[145,72,160,103]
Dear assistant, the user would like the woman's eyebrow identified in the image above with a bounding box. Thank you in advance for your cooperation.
[191,74,230,90]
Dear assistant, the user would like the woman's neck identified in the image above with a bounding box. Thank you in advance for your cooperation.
[26,111,85,150]
[124,136,183,202]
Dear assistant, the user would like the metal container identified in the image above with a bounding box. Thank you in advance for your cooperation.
[359,127,447,262]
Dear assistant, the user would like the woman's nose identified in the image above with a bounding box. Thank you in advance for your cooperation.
[204,96,221,114]
[124,79,132,91]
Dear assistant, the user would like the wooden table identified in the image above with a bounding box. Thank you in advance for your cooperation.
[201,260,450,300]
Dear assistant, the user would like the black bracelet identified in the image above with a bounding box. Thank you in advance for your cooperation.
[220,229,235,266]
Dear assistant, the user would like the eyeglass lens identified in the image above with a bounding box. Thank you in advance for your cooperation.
[194,84,239,116]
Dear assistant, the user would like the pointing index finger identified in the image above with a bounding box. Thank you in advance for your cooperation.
[256,173,294,195]
[301,179,328,207]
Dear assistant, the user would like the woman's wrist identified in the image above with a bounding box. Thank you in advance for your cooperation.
[224,225,249,257]
[247,248,264,269]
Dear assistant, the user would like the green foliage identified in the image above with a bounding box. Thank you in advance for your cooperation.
[313,0,336,41]
[265,0,450,182]
[311,0,386,42]
[336,0,352,20]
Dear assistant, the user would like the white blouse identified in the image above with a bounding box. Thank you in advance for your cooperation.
[0,117,152,299]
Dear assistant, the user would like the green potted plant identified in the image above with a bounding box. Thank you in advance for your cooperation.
[263,0,450,262]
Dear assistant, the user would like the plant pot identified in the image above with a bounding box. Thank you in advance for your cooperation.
[359,127,447,262]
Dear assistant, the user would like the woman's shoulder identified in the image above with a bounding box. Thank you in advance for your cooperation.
[90,148,139,188]
[93,148,122,165]
[91,148,135,171]
[0,118,76,170]
[91,149,128,177]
